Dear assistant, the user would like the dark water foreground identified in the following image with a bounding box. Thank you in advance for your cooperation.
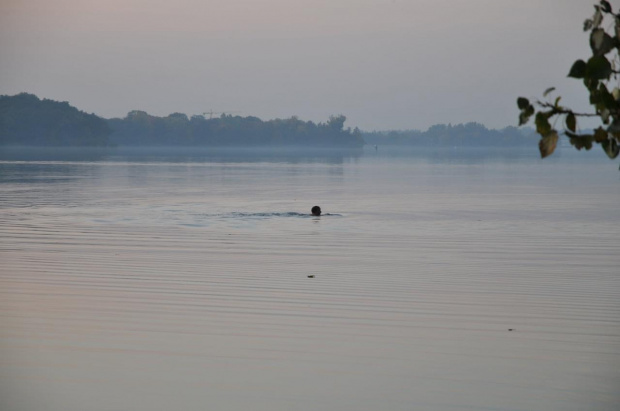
[0,147,618,411]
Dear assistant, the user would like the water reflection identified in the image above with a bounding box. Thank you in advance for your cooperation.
[363,145,597,164]
[2,145,616,166]
[0,146,363,164]
[0,146,114,162]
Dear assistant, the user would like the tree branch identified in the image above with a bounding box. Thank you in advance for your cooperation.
[537,101,601,117]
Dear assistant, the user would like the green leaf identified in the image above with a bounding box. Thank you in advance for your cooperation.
[543,87,556,97]
[518,105,534,126]
[568,60,587,78]
[535,111,552,135]
[567,131,594,150]
[608,119,620,133]
[517,97,530,110]
[601,109,611,124]
[593,127,608,142]
[602,138,619,159]
[590,28,614,56]
[569,135,594,150]
[585,56,612,80]
[596,85,617,113]
[589,84,615,110]
[566,112,576,132]
[583,77,598,91]
[600,0,612,13]
[539,130,559,158]
[592,6,603,28]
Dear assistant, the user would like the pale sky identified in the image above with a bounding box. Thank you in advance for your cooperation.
[0,0,598,130]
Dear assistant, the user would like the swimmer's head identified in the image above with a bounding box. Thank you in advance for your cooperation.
[311,206,321,216]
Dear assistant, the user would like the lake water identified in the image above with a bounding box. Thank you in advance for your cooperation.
[1,147,619,411]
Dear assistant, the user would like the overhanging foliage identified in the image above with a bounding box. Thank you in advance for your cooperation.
[518,0,620,159]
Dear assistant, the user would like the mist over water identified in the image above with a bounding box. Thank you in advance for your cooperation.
[1,146,619,411]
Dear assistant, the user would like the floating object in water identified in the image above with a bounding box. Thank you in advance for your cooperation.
[311,206,321,216]
[508,328,514,331]
[308,275,315,278]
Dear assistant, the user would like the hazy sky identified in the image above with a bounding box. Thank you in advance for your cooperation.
[0,0,597,130]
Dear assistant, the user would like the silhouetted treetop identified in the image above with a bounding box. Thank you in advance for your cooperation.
[0,93,111,146]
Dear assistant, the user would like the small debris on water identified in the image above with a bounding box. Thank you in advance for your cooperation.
[308,275,315,278]
[508,328,514,331]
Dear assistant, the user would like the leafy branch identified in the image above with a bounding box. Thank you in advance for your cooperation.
[518,0,620,159]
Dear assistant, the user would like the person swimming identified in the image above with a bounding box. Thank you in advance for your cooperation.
[311,206,321,216]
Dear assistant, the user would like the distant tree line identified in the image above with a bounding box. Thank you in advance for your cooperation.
[0,93,363,148]
[0,93,111,146]
[1,93,538,149]
[362,123,538,147]
[107,111,363,147]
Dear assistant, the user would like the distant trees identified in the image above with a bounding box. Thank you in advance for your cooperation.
[517,1,620,159]
[0,93,111,146]
[107,111,364,148]
[0,93,364,148]
[1,93,538,149]
[327,115,346,131]
[362,122,537,147]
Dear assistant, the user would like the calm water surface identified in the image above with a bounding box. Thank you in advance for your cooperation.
[1,147,619,411]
